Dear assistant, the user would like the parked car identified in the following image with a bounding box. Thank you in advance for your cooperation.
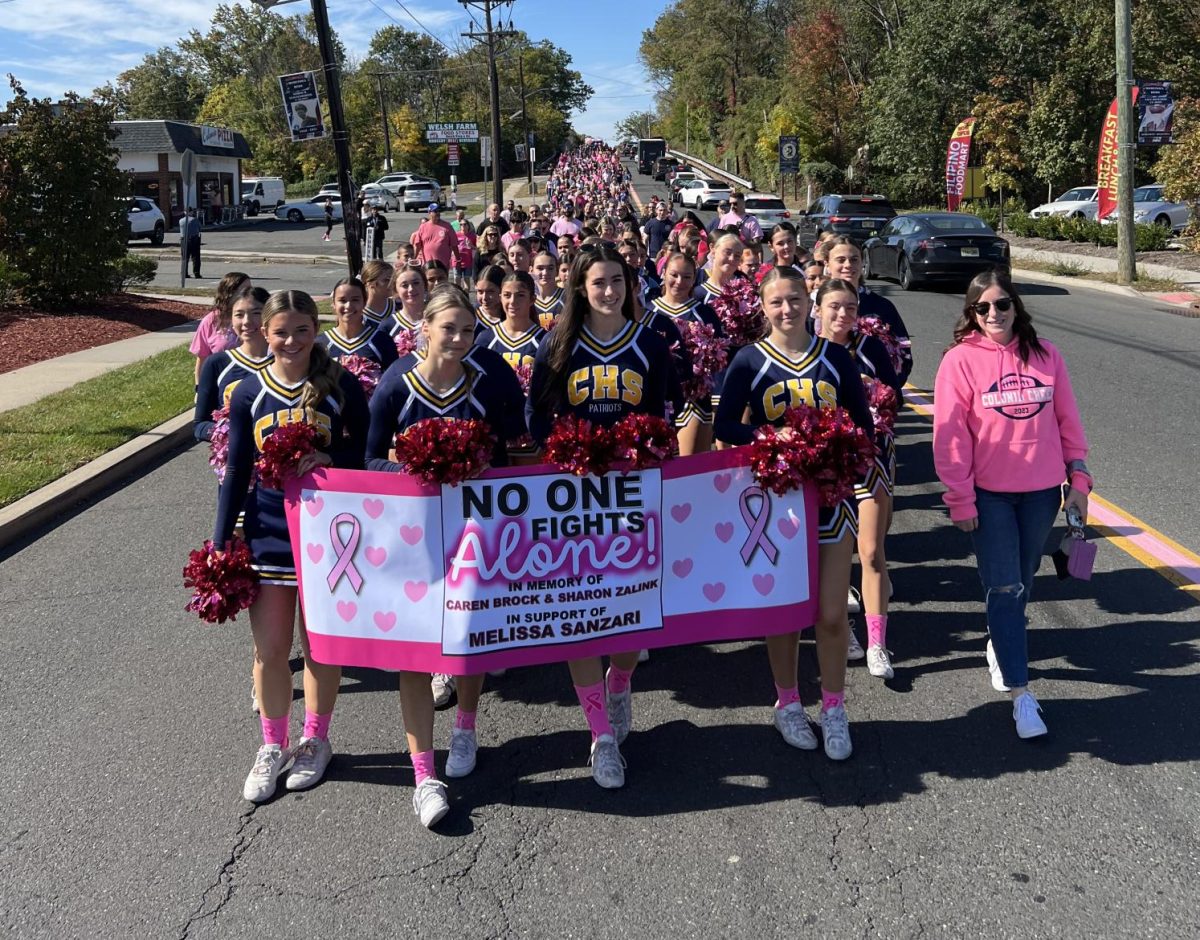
[652,156,680,181]
[1101,184,1192,232]
[240,177,285,216]
[275,194,345,223]
[374,173,441,200]
[797,194,895,247]
[863,212,1009,290]
[402,182,440,212]
[742,193,792,229]
[668,171,700,201]
[1029,186,1099,220]
[125,197,166,245]
[360,184,400,211]
[675,178,732,209]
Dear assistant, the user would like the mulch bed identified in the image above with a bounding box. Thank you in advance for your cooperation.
[1006,235,1200,273]
[0,295,208,374]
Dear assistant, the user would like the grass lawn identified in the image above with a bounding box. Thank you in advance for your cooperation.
[1015,258,1182,293]
[0,345,195,508]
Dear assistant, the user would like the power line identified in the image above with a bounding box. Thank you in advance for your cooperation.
[391,0,456,52]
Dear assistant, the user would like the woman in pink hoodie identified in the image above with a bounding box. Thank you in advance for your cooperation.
[933,270,1092,740]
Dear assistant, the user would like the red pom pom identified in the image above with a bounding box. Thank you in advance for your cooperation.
[512,361,533,396]
[393,329,420,359]
[612,413,678,470]
[183,538,259,624]
[748,405,876,504]
[341,355,381,400]
[208,405,230,482]
[675,319,731,401]
[709,278,767,347]
[394,417,495,486]
[864,377,899,435]
[856,318,904,375]
[255,422,322,490]
[544,415,619,476]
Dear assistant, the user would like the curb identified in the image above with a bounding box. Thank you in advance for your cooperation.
[1011,267,1200,311]
[0,410,194,551]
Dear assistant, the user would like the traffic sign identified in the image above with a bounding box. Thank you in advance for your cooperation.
[515,143,527,162]
[425,122,479,143]
[779,135,799,174]
[480,135,491,164]
[447,141,460,166]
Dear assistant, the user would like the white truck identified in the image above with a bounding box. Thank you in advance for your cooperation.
[240,177,285,216]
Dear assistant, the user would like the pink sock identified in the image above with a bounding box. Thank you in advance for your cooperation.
[774,684,801,709]
[866,614,887,649]
[606,665,635,695]
[821,689,845,712]
[302,709,332,741]
[260,714,289,748]
[455,708,476,731]
[574,681,614,740]
[411,749,437,786]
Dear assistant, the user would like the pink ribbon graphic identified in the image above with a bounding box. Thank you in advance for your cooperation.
[739,485,779,566]
[327,512,364,594]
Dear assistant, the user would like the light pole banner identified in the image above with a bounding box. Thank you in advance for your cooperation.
[285,450,819,674]
[1097,87,1138,220]
[944,117,976,212]
[279,71,326,142]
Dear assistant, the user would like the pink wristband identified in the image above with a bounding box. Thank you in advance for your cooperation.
[1069,471,1093,494]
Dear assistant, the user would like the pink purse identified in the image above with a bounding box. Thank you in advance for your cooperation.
[1052,504,1096,581]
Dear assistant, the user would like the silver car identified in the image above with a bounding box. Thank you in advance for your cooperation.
[275,195,345,223]
[743,194,793,229]
[360,184,400,211]
[1103,184,1193,233]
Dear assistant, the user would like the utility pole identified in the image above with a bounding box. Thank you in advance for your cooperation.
[685,102,689,152]
[1115,0,1137,284]
[461,0,514,209]
[519,54,532,191]
[374,73,392,172]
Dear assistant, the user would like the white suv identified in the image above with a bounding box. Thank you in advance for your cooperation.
[126,197,166,245]
[375,173,442,199]
[1030,187,1100,220]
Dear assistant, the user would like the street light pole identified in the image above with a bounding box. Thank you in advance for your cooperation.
[519,54,532,191]
[1115,0,1137,284]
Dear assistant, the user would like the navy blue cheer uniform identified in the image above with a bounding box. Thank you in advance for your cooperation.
[715,336,872,543]
[363,298,395,332]
[533,289,565,331]
[649,295,723,427]
[857,287,913,387]
[473,306,504,338]
[525,319,674,444]
[474,321,546,372]
[636,307,687,423]
[843,332,901,500]
[385,306,422,338]
[194,347,272,442]
[214,367,370,585]
[318,324,399,370]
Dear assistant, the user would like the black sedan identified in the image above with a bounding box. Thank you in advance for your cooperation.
[862,213,1009,290]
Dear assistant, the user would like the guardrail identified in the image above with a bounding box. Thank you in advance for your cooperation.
[666,149,755,192]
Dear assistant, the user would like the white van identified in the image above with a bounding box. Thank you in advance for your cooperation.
[240,177,285,216]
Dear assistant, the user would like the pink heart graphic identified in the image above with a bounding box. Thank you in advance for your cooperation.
[713,473,732,493]
[373,610,397,633]
[753,573,775,597]
[404,580,428,603]
[672,558,694,578]
[715,522,734,543]
[362,498,385,519]
[777,516,800,540]
[365,546,387,567]
[304,496,324,516]
[702,582,726,603]
[670,503,692,523]
[336,600,357,622]
[399,525,423,546]
[306,543,324,563]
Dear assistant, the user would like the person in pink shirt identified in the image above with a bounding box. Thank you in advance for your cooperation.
[933,270,1092,741]
[190,271,250,385]
[453,219,476,287]
[410,203,460,272]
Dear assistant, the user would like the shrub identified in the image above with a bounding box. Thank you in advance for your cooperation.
[105,253,159,293]
[286,180,325,199]
[0,255,27,306]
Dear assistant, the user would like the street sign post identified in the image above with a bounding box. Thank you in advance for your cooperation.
[480,135,492,164]
[447,141,460,166]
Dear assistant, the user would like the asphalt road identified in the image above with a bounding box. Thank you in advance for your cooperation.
[2,269,1198,935]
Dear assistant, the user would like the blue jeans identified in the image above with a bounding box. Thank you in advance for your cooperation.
[969,486,1061,689]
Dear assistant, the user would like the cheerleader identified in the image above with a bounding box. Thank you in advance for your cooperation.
[361,260,395,329]
[816,279,902,679]
[758,223,803,282]
[365,288,514,828]
[194,285,271,442]
[388,264,428,337]
[649,251,723,456]
[824,236,913,385]
[714,268,872,761]
[506,238,533,274]
[693,233,742,307]
[214,291,370,802]
[424,259,449,292]
[474,264,507,334]
[190,272,250,385]
[319,277,399,369]
[531,251,564,329]
[526,245,675,789]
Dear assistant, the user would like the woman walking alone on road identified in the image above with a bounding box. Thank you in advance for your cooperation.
[190,271,250,386]
[214,290,370,802]
[933,270,1091,740]
[322,197,334,241]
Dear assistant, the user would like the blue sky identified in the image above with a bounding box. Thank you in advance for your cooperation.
[0,0,666,140]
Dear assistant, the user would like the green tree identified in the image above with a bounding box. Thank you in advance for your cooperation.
[93,49,206,121]
[616,111,658,142]
[0,79,131,305]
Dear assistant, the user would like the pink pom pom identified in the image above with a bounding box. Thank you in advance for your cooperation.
[856,318,904,375]
[512,362,533,396]
[710,278,767,347]
[393,329,421,359]
[675,319,731,401]
[208,406,230,482]
[341,355,382,400]
[612,413,678,470]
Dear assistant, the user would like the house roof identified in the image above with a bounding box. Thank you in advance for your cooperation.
[112,121,253,159]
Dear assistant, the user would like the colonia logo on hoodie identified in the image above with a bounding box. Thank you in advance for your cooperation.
[980,373,1054,420]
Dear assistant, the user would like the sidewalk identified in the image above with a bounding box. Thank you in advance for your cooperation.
[1010,245,1200,296]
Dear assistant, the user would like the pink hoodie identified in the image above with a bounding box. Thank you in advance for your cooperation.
[933,333,1088,521]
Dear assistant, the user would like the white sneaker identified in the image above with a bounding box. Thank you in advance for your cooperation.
[243,743,290,802]
[846,621,866,661]
[285,736,332,791]
[605,674,633,745]
[431,673,456,708]
[637,648,650,663]
[866,644,894,679]
[847,587,862,614]
[1013,691,1048,739]
[819,705,853,761]
[445,727,478,778]
[250,684,259,714]
[589,734,626,789]
[773,701,818,750]
[412,778,450,828]
[986,640,1011,692]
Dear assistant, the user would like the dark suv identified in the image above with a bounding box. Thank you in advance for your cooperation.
[797,194,896,248]
[652,156,680,181]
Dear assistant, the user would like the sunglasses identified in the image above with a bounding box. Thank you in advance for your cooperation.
[970,297,1013,316]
